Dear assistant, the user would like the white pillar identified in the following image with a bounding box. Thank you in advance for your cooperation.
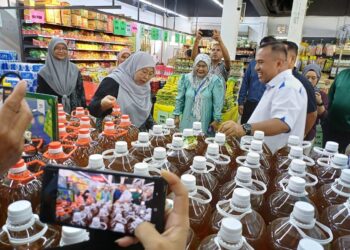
[287,0,308,44]
[221,0,242,59]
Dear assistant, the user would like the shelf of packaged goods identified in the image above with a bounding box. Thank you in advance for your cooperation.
[23,45,120,53]
[22,34,131,46]
[25,57,117,62]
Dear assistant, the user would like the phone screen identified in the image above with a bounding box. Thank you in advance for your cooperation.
[55,168,156,234]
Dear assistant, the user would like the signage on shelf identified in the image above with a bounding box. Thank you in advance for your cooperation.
[163,31,169,42]
[131,22,138,34]
[175,33,180,43]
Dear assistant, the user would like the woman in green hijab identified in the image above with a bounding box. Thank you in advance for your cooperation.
[37,38,86,113]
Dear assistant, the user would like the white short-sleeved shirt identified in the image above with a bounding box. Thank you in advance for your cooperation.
[248,69,307,153]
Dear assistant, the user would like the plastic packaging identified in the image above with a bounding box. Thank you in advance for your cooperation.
[332,235,350,250]
[167,137,192,174]
[240,140,272,175]
[143,147,180,176]
[60,226,89,247]
[162,118,179,143]
[205,143,232,184]
[274,135,312,159]
[42,141,76,165]
[193,122,207,156]
[198,217,254,250]
[104,141,139,172]
[241,131,273,159]
[211,188,267,249]
[267,201,333,249]
[181,174,212,240]
[297,239,323,250]
[95,121,127,154]
[117,115,139,148]
[129,132,154,162]
[149,125,169,148]
[311,141,339,160]
[79,116,99,141]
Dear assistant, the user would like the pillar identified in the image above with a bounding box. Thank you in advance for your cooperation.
[287,0,308,44]
[221,0,242,59]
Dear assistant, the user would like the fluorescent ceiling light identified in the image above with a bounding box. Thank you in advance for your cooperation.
[139,0,188,19]
[212,0,223,8]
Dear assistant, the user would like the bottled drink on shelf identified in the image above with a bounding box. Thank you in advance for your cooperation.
[241,140,272,175]
[320,197,350,241]
[235,151,270,189]
[163,118,178,143]
[267,201,333,249]
[167,137,192,174]
[60,226,89,247]
[87,154,105,170]
[69,128,98,168]
[241,130,273,159]
[262,176,317,224]
[95,121,127,154]
[149,125,168,148]
[332,235,350,250]
[144,147,180,176]
[205,143,231,184]
[193,122,207,156]
[0,200,60,249]
[105,141,139,173]
[0,159,42,227]
[198,217,254,250]
[130,132,153,162]
[314,153,349,188]
[311,141,339,160]
[220,166,267,211]
[42,141,76,165]
[312,169,350,211]
[211,188,268,250]
[297,239,324,250]
[117,115,139,148]
[183,156,219,207]
[181,174,212,240]
[269,159,318,197]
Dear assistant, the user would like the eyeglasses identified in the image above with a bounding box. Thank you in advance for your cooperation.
[54,47,68,52]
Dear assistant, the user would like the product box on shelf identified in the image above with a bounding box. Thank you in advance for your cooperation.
[71,14,82,27]
[61,14,71,26]
[60,1,71,16]
[24,9,45,23]
[82,18,88,29]
[88,11,98,20]
[45,8,61,24]
[88,20,98,30]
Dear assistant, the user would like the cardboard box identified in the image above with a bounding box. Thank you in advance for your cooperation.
[60,1,70,15]
[82,18,88,29]
[45,9,55,23]
[100,14,108,22]
[81,10,89,18]
[88,11,97,20]
[61,14,71,26]
[71,14,82,27]
[97,20,104,30]
[88,20,97,30]
[71,9,82,15]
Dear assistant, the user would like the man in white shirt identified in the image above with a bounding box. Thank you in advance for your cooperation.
[220,42,307,153]
[117,185,132,203]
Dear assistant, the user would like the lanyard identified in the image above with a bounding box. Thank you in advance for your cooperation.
[194,78,207,99]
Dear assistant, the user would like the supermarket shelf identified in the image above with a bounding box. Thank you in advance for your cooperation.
[25,57,117,62]
[23,45,120,52]
[22,34,131,46]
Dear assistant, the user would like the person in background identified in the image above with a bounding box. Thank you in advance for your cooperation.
[117,185,132,203]
[185,49,192,59]
[36,38,86,114]
[0,81,32,173]
[88,52,156,131]
[283,41,317,139]
[117,48,131,66]
[173,54,224,134]
[322,69,350,153]
[238,36,277,124]
[220,42,307,154]
[192,30,231,82]
[302,64,328,142]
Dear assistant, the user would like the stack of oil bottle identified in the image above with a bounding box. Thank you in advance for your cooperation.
[0,102,349,249]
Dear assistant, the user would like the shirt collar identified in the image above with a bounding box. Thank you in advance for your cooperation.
[266,69,293,89]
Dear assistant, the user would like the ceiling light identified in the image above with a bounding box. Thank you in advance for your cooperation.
[212,0,223,8]
[139,0,188,19]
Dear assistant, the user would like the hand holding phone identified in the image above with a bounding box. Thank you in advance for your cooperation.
[199,29,214,37]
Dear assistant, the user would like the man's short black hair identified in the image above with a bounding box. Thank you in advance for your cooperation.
[282,40,299,55]
[259,36,277,46]
[259,41,288,59]
[185,49,192,58]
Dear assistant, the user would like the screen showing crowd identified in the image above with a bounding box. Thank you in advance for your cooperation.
[56,169,155,234]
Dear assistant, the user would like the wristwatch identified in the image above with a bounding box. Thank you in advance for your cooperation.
[242,123,252,136]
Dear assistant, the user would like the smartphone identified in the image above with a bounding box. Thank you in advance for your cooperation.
[199,29,213,37]
[40,165,167,236]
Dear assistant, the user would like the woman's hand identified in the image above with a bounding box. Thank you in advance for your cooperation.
[210,121,220,132]
[315,92,322,105]
[101,95,116,111]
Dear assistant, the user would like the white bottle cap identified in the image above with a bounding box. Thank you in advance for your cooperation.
[287,176,306,195]
[134,163,150,176]
[138,132,149,143]
[290,159,306,174]
[183,129,194,137]
[236,166,252,183]
[172,137,184,147]
[192,156,207,170]
[193,122,202,131]
[215,133,226,144]
[181,174,196,192]
[325,141,339,153]
[332,154,349,168]
[250,140,262,152]
[166,118,175,127]
[297,239,323,250]
[246,152,260,165]
[88,154,104,170]
[115,141,128,154]
[207,143,219,155]
[231,188,251,209]
[153,125,163,135]
[91,217,101,228]
[289,146,303,158]
[218,217,242,244]
[340,169,350,183]
[288,135,300,146]
[292,201,315,224]
[154,147,166,159]
[61,226,89,246]
[7,200,33,225]
[253,131,264,140]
